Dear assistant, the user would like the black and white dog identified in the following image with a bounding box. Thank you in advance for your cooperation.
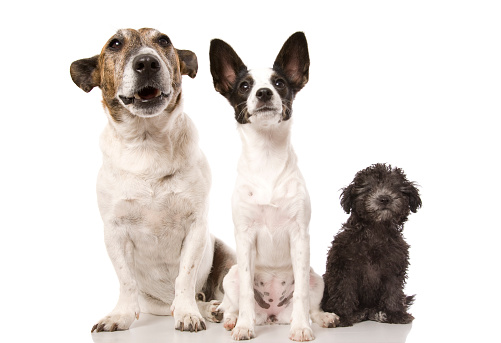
[210,32,338,341]
[322,163,421,326]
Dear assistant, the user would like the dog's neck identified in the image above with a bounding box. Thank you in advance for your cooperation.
[237,119,296,181]
[101,100,198,177]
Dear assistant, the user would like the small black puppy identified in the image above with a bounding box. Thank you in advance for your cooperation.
[322,163,421,326]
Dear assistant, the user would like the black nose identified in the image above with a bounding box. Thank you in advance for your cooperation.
[256,88,273,102]
[378,195,392,205]
[133,54,161,75]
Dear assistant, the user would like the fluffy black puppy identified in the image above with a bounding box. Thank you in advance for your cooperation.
[321,163,421,326]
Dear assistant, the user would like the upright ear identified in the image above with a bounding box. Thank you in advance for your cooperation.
[70,55,100,93]
[273,32,310,93]
[404,182,422,213]
[176,49,198,78]
[209,39,247,98]
[340,184,354,214]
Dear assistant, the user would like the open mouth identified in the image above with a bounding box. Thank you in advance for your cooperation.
[119,86,169,105]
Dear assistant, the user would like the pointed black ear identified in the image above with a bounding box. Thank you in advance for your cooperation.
[176,49,198,78]
[209,39,247,98]
[70,55,100,93]
[404,182,422,213]
[340,184,354,214]
[273,32,310,93]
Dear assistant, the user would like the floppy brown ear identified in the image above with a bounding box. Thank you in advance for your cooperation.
[70,55,100,93]
[209,38,247,98]
[273,32,310,93]
[340,184,354,214]
[176,49,198,78]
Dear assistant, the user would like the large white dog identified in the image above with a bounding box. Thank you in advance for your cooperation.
[70,28,234,333]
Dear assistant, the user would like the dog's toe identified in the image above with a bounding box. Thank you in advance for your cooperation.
[91,311,137,333]
[231,325,255,340]
[289,326,315,342]
[311,311,340,328]
[175,312,206,332]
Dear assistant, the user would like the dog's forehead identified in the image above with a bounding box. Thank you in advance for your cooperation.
[249,68,276,86]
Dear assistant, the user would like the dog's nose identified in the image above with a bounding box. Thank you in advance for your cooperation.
[133,54,161,75]
[256,88,273,102]
[377,195,392,205]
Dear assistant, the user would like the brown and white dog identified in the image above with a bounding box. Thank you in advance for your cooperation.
[210,32,339,341]
[70,28,234,333]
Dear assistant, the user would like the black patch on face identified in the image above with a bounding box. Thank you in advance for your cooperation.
[210,32,309,124]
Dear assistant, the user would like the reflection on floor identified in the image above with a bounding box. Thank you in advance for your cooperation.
[91,314,412,343]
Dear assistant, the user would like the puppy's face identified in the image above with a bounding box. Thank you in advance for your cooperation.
[70,28,197,120]
[209,32,309,125]
[341,164,422,225]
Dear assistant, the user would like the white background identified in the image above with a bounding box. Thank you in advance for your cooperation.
[1,1,500,342]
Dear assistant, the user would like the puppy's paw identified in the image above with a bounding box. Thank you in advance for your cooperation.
[311,311,340,328]
[91,311,138,333]
[231,325,255,340]
[289,325,315,342]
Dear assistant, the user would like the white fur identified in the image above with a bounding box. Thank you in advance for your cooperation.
[219,68,338,341]
[93,53,214,332]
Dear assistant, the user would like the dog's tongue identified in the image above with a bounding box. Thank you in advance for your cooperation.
[137,87,160,100]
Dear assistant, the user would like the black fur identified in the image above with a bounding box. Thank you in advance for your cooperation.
[209,32,309,124]
[322,163,421,326]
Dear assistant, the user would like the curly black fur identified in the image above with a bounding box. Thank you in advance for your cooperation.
[321,163,421,326]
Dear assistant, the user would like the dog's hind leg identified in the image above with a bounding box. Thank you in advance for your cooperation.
[308,269,340,328]
[218,265,240,331]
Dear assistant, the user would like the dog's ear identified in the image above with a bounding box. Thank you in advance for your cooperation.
[209,39,247,98]
[70,55,100,93]
[176,49,198,78]
[403,182,422,213]
[340,184,354,214]
[273,32,310,93]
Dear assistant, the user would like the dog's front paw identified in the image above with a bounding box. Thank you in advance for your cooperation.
[172,298,207,332]
[91,311,139,333]
[289,325,314,342]
[311,311,340,328]
[231,325,255,340]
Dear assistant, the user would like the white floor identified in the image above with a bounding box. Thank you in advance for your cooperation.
[90,314,412,343]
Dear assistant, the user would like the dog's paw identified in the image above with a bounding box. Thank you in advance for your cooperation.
[311,311,340,328]
[289,326,315,342]
[91,311,139,333]
[231,325,255,340]
[223,313,238,331]
[174,312,206,332]
[207,300,224,322]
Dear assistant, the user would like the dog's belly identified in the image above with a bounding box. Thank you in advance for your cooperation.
[253,267,295,324]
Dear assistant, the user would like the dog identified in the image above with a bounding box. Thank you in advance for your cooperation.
[321,163,421,326]
[70,28,234,333]
[209,32,339,341]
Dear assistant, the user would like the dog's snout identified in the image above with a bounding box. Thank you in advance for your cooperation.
[133,54,161,75]
[377,195,392,205]
[256,88,273,102]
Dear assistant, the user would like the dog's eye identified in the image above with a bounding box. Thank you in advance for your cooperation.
[239,81,250,93]
[274,78,286,89]
[158,35,171,47]
[108,38,123,50]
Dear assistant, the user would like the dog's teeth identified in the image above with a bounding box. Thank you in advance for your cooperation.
[134,94,141,100]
